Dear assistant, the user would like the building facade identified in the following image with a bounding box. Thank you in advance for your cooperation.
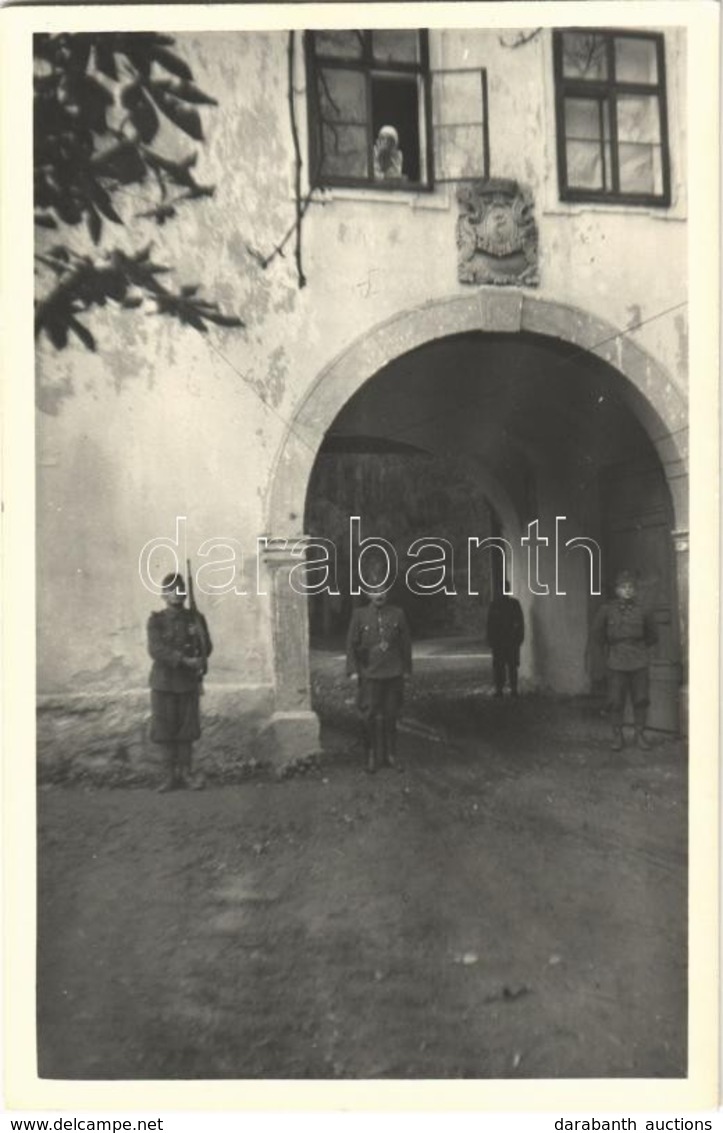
[35,26,689,771]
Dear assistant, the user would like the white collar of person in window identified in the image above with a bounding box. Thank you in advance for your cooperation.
[373,125,405,181]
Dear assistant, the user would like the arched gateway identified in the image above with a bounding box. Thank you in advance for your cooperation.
[263,293,688,755]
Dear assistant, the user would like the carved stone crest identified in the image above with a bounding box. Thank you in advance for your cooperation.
[456,179,539,287]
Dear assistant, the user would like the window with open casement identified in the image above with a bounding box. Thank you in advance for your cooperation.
[305,30,489,190]
[553,29,671,206]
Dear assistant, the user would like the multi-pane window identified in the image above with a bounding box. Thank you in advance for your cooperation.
[305,30,489,190]
[553,30,671,206]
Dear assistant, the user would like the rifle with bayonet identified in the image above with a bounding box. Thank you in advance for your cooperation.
[186,558,208,680]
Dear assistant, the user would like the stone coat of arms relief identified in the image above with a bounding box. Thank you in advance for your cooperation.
[457,179,539,286]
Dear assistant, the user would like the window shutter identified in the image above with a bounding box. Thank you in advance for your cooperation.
[431,68,489,182]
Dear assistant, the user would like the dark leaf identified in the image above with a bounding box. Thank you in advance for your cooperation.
[90,182,123,223]
[67,315,96,351]
[151,78,217,106]
[205,312,245,328]
[36,253,70,276]
[93,43,118,80]
[142,147,178,175]
[143,150,201,195]
[121,296,143,309]
[95,268,127,302]
[55,195,83,225]
[81,76,114,133]
[180,283,199,296]
[180,184,215,200]
[46,318,69,349]
[136,203,176,224]
[183,310,208,333]
[86,203,102,243]
[92,141,147,185]
[33,34,54,63]
[68,36,91,74]
[177,81,217,107]
[152,87,203,141]
[124,45,154,80]
[35,213,59,229]
[149,46,193,81]
[121,82,160,144]
[81,74,114,107]
[120,80,139,111]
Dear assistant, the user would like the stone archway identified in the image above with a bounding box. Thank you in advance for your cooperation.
[264,293,688,751]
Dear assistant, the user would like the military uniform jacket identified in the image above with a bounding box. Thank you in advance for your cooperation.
[592,599,657,671]
[346,603,412,680]
[147,607,213,693]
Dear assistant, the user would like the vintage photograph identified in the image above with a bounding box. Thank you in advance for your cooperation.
[19,4,712,1094]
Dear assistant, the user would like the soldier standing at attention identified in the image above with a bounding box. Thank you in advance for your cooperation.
[147,571,212,791]
[593,569,658,751]
[346,573,412,774]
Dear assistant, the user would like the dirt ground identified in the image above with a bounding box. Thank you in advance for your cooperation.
[37,654,687,1080]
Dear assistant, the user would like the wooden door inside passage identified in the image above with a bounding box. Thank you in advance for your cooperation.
[600,459,682,733]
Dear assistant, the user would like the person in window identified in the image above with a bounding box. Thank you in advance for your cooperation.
[373,124,404,181]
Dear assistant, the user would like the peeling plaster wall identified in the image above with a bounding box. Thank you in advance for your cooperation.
[36,29,687,753]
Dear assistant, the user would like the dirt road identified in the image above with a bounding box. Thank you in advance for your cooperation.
[38,687,686,1080]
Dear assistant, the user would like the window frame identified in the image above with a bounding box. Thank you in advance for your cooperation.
[552,28,672,207]
[305,29,435,192]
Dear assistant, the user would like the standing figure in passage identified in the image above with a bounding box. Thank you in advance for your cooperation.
[346,577,412,774]
[486,580,525,697]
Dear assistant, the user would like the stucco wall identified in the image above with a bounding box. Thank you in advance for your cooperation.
[36,27,687,713]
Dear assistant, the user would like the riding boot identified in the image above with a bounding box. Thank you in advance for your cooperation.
[366,718,381,774]
[382,717,396,768]
[178,741,204,789]
[361,716,372,760]
[610,726,624,752]
[157,744,176,792]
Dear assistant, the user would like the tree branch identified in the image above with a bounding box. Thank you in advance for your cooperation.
[288,30,306,289]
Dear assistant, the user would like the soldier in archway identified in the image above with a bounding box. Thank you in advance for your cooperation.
[346,568,412,774]
[486,576,525,698]
[592,569,658,751]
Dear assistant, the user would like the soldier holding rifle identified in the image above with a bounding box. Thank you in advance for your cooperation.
[147,563,212,791]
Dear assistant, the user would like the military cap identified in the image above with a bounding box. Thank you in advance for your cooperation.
[161,571,187,595]
[614,569,636,586]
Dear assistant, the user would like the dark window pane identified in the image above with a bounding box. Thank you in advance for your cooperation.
[615,36,658,84]
[371,75,421,182]
[313,30,364,60]
[371,30,420,64]
[561,32,608,80]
